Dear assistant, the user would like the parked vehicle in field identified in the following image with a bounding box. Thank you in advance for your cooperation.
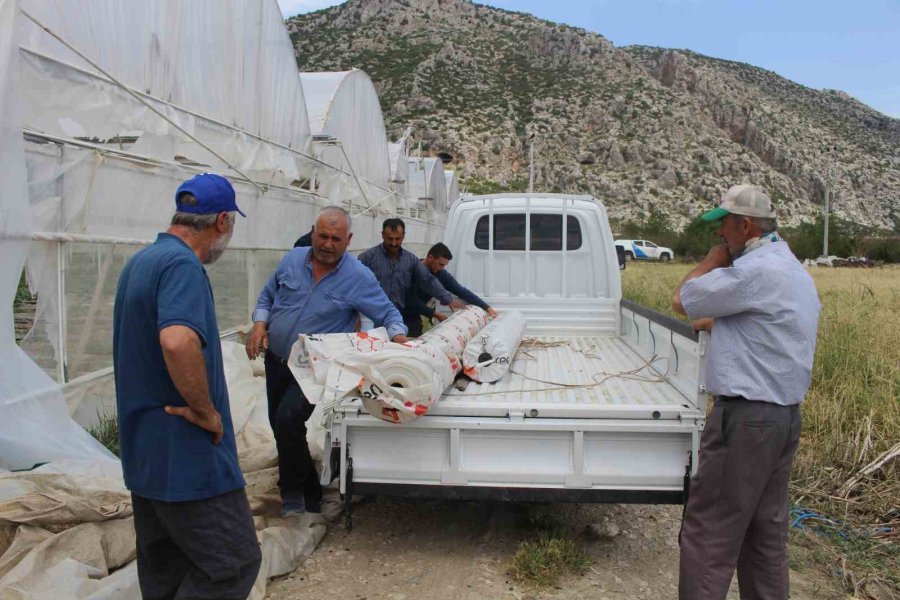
[615,239,675,262]
[322,194,707,527]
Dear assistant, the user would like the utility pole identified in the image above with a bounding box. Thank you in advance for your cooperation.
[820,144,838,259]
[528,133,535,193]
[822,184,830,258]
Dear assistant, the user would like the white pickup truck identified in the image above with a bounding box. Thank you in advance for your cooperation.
[322,194,707,528]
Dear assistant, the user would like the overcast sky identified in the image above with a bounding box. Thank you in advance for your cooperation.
[277,0,900,118]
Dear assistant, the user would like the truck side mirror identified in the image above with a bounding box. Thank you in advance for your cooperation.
[616,245,626,270]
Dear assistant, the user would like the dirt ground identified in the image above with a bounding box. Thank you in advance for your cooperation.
[265,495,843,600]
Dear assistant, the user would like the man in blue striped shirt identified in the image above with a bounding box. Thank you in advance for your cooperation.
[358,218,465,333]
[246,207,407,515]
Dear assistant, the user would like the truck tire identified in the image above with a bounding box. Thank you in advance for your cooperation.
[659,253,671,262]
[624,251,634,261]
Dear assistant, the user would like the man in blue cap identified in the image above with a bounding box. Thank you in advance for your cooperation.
[672,184,820,600]
[113,173,261,599]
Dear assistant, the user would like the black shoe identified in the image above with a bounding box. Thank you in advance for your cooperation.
[281,492,306,516]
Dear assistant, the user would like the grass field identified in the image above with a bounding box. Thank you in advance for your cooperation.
[622,261,899,593]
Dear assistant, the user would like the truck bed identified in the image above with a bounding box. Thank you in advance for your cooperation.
[326,301,707,506]
[433,335,694,420]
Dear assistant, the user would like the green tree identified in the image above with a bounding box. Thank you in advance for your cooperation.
[675,217,721,260]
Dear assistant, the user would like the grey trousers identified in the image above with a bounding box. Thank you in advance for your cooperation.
[132,488,262,600]
[679,397,801,600]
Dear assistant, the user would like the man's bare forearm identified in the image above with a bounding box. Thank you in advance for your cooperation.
[160,326,217,418]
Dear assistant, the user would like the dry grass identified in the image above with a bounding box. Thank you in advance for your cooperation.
[622,261,900,594]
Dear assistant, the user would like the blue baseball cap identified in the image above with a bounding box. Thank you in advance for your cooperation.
[175,173,246,217]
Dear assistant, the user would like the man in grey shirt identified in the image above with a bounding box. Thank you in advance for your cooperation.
[672,184,820,600]
[358,218,464,332]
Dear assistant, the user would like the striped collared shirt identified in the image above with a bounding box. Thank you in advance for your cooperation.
[681,241,820,406]
[357,244,452,310]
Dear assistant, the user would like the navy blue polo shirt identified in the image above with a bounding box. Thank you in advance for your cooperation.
[113,233,244,501]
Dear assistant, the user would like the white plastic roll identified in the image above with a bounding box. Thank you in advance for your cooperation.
[462,310,526,383]
[285,307,491,424]
[357,305,489,423]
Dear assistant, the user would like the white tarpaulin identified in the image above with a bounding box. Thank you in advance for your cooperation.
[0,342,337,600]
[462,310,526,383]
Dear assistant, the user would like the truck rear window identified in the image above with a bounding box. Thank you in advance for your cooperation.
[474,214,582,251]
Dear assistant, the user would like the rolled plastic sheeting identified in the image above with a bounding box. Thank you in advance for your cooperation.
[463,310,526,383]
[357,306,490,423]
[285,307,490,424]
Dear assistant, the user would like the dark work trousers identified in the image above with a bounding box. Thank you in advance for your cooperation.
[132,488,261,600]
[403,312,424,337]
[264,350,322,507]
[679,397,801,600]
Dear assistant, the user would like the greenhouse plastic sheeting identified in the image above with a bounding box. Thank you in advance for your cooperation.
[18,0,312,186]
[0,0,117,471]
[462,310,526,383]
[407,157,449,213]
[300,70,392,210]
[388,139,409,202]
[445,169,460,206]
[0,342,338,600]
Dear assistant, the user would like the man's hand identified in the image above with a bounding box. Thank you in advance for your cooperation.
[704,244,733,269]
[391,334,410,344]
[448,299,466,311]
[692,318,714,333]
[487,307,498,318]
[433,312,447,322]
[245,321,268,360]
[164,405,223,444]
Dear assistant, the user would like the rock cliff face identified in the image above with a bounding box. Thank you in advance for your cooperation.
[287,0,899,230]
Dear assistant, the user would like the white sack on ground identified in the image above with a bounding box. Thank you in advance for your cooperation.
[462,310,526,383]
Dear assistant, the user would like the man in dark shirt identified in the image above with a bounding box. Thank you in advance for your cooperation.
[358,218,464,333]
[404,242,497,336]
[293,226,313,248]
[113,173,260,599]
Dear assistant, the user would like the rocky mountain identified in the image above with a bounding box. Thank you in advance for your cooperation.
[286,0,900,230]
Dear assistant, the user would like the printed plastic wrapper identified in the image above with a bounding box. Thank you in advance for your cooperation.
[286,306,490,424]
[462,310,526,383]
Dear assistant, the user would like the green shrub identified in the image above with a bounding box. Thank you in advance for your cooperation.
[511,534,588,586]
[88,412,120,457]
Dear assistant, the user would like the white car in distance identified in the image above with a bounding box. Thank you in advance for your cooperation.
[615,239,674,262]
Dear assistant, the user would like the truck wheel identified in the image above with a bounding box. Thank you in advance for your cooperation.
[660,253,671,262]
[624,251,634,262]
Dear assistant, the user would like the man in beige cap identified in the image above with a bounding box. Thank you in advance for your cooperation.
[672,184,820,600]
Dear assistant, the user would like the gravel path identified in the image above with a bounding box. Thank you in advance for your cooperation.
[265,497,841,600]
